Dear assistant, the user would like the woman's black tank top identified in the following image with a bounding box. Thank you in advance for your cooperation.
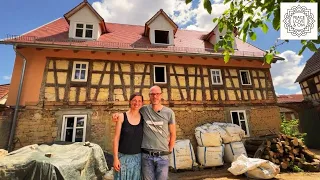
[118,112,143,154]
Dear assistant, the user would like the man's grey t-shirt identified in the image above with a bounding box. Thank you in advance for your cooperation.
[140,105,175,152]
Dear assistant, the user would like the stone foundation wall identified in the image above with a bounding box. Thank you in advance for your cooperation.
[0,107,12,149]
[12,105,281,153]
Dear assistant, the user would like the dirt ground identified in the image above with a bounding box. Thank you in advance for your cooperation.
[168,165,320,180]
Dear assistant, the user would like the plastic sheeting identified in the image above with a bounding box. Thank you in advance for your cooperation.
[224,141,247,163]
[228,154,280,179]
[0,142,108,180]
[197,145,224,167]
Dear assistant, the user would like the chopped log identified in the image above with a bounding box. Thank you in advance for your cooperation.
[266,140,272,147]
[291,148,300,155]
[285,145,292,151]
[275,159,280,164]
[302,149,320,161]
[281,161,289,170]
[291,138,299,147]
[301,162,320,172]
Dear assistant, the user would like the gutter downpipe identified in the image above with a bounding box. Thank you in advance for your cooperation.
[7,45,27,152]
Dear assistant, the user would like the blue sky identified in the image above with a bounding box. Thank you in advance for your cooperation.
[0,0,317,95]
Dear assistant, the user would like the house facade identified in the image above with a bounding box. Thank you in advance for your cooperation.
[1,1,282,151]
[296,49,320,102]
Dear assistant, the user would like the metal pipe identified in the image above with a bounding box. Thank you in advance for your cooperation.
[7,45,27,152]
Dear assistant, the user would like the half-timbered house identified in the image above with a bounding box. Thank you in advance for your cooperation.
[1,1,283,151]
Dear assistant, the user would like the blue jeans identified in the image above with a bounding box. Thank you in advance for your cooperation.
[141,153,169,180]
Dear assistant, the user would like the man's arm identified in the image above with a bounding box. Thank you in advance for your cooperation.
[168,124,176,152]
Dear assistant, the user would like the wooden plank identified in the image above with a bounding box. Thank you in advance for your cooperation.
[237,70,245,100]
[117,62,128,101]
[266,71,277,100]
[199,67,206,101]
[172,65,185,100]
[86,61,93,101]
[94,62,108,101]
[130,63,134,95]
[193,66,198,101]
[40,59,51,103]
[207,67,214,101]
[166,64,172,101]
[75,87,80,103]
[108,62,115,101]
[139,64,148,94]
[63,61,73,102]
[185,66,191,101]
[225,69,239,100]
[52,60,59,102]
[222,69,229,101]
[150,64,154,86]
[249,69,258,100]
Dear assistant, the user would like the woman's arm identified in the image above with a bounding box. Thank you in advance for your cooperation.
[113,113,124,171]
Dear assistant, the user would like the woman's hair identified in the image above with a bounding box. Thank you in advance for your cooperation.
[129,92,144,107]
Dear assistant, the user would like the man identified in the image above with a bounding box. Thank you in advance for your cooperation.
[113,85,176,180]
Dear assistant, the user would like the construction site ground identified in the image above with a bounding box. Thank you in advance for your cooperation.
[168,149,320,180]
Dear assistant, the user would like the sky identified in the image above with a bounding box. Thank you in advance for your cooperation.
[0,0,318,95]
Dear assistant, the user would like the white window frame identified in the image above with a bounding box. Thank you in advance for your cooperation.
[75,23,94,39]
[239,70,252,85]
[71,61,89,82]
[61,115,87,142]
[153,65,167,84]
[230,110,250,137]
[154,30,170,45]
[210,69,223,85]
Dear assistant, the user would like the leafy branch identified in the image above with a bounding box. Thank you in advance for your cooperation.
[186,0,320,63]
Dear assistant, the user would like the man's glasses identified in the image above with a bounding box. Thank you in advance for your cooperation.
[149,93,162,96]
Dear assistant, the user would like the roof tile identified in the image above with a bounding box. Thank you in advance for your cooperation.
[296,48,320,82]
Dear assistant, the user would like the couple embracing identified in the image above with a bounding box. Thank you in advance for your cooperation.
[112,85,176,180]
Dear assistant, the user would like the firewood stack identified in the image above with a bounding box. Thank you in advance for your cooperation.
[245,134,320,172]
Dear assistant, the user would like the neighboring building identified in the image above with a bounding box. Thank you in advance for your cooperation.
[0,84,10,105]
[0,1,283,151]
[277,94,304,120]
[296,48,320,101]
[295,48,320,149]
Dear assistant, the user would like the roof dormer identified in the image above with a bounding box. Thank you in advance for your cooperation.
[144,9,178,46]
[204,26,238,49]
[64,0,107,40]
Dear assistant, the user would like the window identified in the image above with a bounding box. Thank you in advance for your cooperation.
[71,61,89,82]
[75,23,93,38]
[230,110,250,136]
[240,70,251,85]
[61,115,87,142]
[154,65,167,83]
[307,79,318,94]
[210,69,223,85]
[290,113,296,120]
[155,30,169,44]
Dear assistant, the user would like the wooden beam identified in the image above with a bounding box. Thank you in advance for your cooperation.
[207,67,214,101]
[73,50,79,53]
[249,70,258,100]
[166,64,172,101]
[85,62,93,101]
[63,61,73,102]
[108,62,115,101]
[199,67,206,101]
[91,51,96,54]
[139,64,148,94]
[117,62,128,101]
[94,62,108,101]
[53,49,61,52]
[36,48,43,51]
[184,66,191,101]
[172,65,185,100]
[53,60,60,102]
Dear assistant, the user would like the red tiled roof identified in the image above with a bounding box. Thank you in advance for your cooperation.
[277,94,304,103]
[0,84,10,99]
[295,48,320,82]
[2,18,274,59]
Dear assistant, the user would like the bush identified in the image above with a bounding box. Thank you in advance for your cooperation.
[280,119,307,142]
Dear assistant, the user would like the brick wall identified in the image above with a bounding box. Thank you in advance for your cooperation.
[12,105,281,153]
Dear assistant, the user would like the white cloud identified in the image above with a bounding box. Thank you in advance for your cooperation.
[271,50,305,91]
[184,0,229,31]
[2,75,11,81]
[91,0,228,32]
[92,0,176,25]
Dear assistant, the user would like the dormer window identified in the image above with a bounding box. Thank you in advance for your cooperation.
[155,30,169,44]
[75,23,93,39]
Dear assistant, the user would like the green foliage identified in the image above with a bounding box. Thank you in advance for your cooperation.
[280,118,307,142]
[292,165,304,172]
[186,0,320,63]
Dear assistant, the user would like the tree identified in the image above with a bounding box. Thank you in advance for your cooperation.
[186,0,320,63]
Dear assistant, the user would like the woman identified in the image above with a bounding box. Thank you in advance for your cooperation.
[113,92,144,180]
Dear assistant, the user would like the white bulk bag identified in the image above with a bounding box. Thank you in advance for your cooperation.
[169,139,197,170]
[212,123,245,143]
[228,154,280,179]
[224,141,247,163]
[197,145,224,167]
[195,129,222,147]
